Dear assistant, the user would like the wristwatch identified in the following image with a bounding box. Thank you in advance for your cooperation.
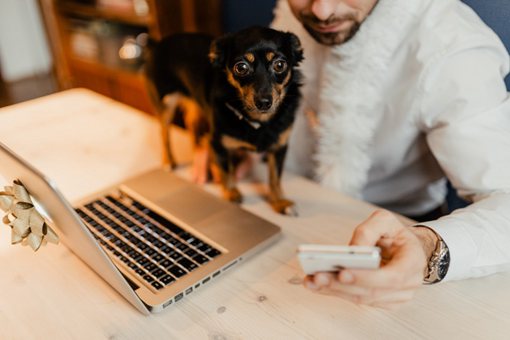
[423,229,450,284]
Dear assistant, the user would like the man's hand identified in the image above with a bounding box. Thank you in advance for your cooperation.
[190,146,260,184]
[303,209,438,310]
[191,145,212,184]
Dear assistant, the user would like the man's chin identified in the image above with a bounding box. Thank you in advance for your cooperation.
[304,24,360,46]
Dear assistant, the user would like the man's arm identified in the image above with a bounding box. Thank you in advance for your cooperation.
[418,37,510,281]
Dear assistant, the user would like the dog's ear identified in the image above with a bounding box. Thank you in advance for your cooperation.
[209,34,232,68]
[285,32,304,65]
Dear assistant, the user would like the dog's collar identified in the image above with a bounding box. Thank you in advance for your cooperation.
[225,103,261,130]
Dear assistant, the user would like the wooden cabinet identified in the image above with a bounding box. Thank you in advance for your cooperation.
[38,0,222,114]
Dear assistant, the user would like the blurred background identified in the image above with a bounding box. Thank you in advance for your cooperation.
[0,0,276,110]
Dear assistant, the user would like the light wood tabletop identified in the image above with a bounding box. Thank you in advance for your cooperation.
[0,89,509,339]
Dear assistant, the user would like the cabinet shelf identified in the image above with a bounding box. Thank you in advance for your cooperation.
[69,57,142,77]
[58,2,152,27]
[39,0,222,114]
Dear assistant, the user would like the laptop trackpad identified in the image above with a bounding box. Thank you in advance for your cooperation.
[154,186,233,225]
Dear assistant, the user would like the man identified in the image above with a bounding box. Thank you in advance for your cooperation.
[271,0,510,309]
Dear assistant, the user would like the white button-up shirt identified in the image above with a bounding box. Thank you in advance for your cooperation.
[273,0,510,281]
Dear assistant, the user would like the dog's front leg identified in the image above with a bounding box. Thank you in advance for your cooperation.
[160,93,182,170]
[267,146,297,216]
[212,142,242,203]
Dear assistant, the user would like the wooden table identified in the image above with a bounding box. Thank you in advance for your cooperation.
[0,89,509,339]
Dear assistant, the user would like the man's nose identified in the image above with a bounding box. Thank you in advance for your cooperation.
[311,0,336,21]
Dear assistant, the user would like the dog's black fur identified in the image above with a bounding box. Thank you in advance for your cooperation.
[145,26,303,215]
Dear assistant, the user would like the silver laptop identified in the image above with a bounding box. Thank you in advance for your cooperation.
[0,141,281,314]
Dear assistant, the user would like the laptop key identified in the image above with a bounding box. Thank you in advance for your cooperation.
[192,254,209,265]
[152,253,164,262]
[197,244,212,253]
[143,275,154,283]
[178,258,198,271]
[184,248,199,258]
[160,259,173,267]
[176,242,190,251]
[145,263,157,272]
[169,251,182,261]
[206,248,221,258]
[151,269,166,279]
[145,248,156,257]
[151,281,163,290]
[138,257,150,267]
[168,265,186,278]
[160,275,175,286]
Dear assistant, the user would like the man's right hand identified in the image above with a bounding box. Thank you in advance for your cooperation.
[303,210,437,310]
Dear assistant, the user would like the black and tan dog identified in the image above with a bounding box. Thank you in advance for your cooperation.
[144,26,303,215]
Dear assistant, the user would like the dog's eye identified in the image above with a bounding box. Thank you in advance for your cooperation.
[233,61,250,76]
[273,59,288,74]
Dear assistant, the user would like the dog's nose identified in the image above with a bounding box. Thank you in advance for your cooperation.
[255,97,272,111]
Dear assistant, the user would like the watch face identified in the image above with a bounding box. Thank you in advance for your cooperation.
[438,246,450,280]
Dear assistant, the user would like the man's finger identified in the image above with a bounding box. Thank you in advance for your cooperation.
[305,272,336,289]
[339,261,422,290]
[349,209,403,247]
[235,153,260,180]
[191,146,209,184]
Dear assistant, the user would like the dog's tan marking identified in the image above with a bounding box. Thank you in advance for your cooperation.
[277,126,293,147]
[208,40,219,64]
[227,69,244,94]
[210,148,243,203]
[245,85,257,110]
[267,151,296,215]
[221,134,257,151]
[266,52,275,61]
[208,51,218,64]
[245,53,255,63]
[275,71,292,94]
[180,96,209,148]
[158,93,183,168]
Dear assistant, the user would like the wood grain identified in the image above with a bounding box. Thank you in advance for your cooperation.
[0,89,509,339]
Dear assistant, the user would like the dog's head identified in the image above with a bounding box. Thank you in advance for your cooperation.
[209,26,303,122]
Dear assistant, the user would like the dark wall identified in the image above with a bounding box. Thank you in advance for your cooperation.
[222,0,277,33]
[462,0,510,89]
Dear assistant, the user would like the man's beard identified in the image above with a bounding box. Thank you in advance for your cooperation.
[300,13,361,46]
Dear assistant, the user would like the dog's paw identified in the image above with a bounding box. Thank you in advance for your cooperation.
[163,163,177,172]
[162,158,177,171]
[271,199,298,217]
[224,188,243,203]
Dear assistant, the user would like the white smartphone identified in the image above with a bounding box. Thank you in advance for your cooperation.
[297,244,381,275]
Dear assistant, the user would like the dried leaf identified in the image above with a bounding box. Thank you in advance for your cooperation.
[45,226,59,244]
[29,212,45,236]
[12,218,30,238]
[0,194,13,211]
[13,181,30,202]
[1,180,59,252]
[27,233,43,251]
[11,231,23,244]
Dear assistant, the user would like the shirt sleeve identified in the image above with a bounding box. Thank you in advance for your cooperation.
[417,40,510,281]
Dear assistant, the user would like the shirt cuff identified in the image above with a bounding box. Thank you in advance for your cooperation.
[416,218,478,281]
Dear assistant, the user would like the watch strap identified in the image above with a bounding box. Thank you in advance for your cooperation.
[423,228,450,284]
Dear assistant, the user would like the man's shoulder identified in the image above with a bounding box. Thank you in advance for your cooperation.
[414,1,505,55]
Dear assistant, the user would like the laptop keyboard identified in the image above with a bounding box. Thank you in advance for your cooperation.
[75,193,222,291]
